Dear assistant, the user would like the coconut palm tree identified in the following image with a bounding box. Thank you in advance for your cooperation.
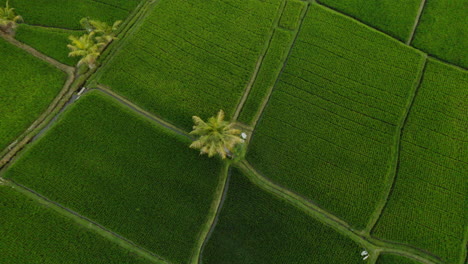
[0,0,23,35]
[80,18,122,45]
[67,32,104,69]
[190,110,244,159]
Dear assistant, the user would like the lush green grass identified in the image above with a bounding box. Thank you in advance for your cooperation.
[15,24,83,66]
[4,91,222,264]
[412,0,468,68]
[376,254,422,264]
[0,0,140,29]
[202,168,364,264]
[372,59,467,263]
[238,28,295,125]
[98,0,282,130]
[248,3,425,229]
[319,0,421,42]
[278,0,305,30]
[0,186,152,264]
[0,40,66,152]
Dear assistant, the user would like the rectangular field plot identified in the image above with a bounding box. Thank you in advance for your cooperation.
[0,40,66,152]
[4,90,222,264]
[318,0,421,41]
[98,0,283,130]
[202,169,364,264]
[0,0,140,29]
[372,59,468,263]
[247,3,425,229]
[0,186,152,264]
[412,0,468,68]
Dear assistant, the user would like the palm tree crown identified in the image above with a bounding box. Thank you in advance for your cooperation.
[190,110,243,159]
[0,0,23,35]
[67,32,104,69]
[80,18,122,44]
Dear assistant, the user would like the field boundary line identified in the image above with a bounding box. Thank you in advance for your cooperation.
[95,85,191,138]
[248,3,309,138]
[191,163,231,264]
[231,0,288,121]
[364,55,428,234]
[3,179,170,264]
[238,161,442,264]
[0,32,74,73]
[407,0,427,45]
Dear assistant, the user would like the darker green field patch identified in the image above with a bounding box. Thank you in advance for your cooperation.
[0,186,152,264]
[202,168,364,264]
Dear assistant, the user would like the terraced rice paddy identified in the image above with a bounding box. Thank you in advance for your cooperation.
[4,91,222,263]
[248,3,426,229]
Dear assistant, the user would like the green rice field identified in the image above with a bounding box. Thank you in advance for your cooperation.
[0,0,466,263]
[0,40,66,152]
[0,186,152,264]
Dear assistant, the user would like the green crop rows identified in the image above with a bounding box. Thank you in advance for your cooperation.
[4,91,222,263]
[97,0,283,130]
[372,59,467,263]
[412,0,468,68]
[248,3,425,229]
[0,0,140,29]
[202,168,364,264]
[376,254,422,264]
[0,40,66,151]
[1,0,466,263]
[0,186,151,264]
[319,0,421,41]
[238,28,295,125]
[15,24,83,65]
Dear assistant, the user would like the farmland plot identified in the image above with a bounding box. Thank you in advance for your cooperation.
[247,3,426,229]
[0,186,152,264]
[202,169,364,264]
[376,254,422,264]
[372,59,468,263]
[0,40,66,152]
[4,91,222,264]
[318,0,421,42]
[98,0,283,130]
[0,0,140,29]
[15,24,83,66]
[412,0,468,68]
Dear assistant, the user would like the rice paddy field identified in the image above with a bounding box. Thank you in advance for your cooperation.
[0,40,66,152]
[1,0,466,263]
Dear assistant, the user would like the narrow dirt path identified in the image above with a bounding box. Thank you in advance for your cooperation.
[231,0,287,121]
[0,32,74,73]
[364,55,428,234]
[190,163,231,264]
[407,0,427,45]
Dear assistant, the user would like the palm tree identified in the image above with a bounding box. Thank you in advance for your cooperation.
[0,0,23,35]
[190,110,244,159]
[80,18,122,45]
[67,32,104,69]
